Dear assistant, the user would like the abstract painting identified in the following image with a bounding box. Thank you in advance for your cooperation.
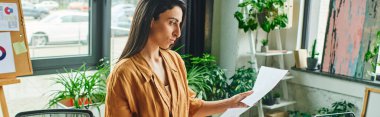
[322,0,380,78]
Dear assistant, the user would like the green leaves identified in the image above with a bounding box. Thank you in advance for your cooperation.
[365,30,380,73]
[228,65,257,96]
[48,60,109,110]
[234,11,258,32]
[317,100,356,114]
[184,54,229,101]
[261,39,269,46]
[234,0,288,33]
[288,110,312,117]
[311,39,319,59]
[377,31,380,45]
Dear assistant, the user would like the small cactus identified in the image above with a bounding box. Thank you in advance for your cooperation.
[310,39,319,59]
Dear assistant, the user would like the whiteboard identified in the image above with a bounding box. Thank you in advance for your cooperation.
[362,88,380,117]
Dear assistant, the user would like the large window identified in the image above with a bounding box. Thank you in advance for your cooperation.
[303,0,330,64]
[303,0,380,78]
[21,0,106,75]
[22,0,90,59]
[110,0,137,64]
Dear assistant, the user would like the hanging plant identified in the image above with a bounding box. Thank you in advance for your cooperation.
[234,0,288,34]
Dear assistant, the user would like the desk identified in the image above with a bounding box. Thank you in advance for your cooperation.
[0,78,20,117]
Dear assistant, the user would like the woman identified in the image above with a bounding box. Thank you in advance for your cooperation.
[105,0,253,116]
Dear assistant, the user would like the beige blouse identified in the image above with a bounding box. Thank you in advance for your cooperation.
[105,49,204,117]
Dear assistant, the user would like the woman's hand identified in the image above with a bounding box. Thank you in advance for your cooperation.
[226,91,254,108]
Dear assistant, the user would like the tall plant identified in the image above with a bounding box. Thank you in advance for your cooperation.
[365,31,380,78]
[187,66,211,99]
[184,54,229,101]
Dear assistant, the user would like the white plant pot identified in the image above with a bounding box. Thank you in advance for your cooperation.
[261,46,269,52]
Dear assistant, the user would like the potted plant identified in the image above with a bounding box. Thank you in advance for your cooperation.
[48,60,109,115]
[262,93,275,106]
[307,39,319,70]
[186,66,211,99]
[288,110,312,117]
[273,92,281,104]
[234,0,288,44]
[317,100,355,114]
[183,54,230,101]
[261,39,269,52]
[228,62,257,96]
[364,31,380,81]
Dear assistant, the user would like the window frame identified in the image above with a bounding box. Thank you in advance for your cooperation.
[31,0,205,75]
[31,0,111,75]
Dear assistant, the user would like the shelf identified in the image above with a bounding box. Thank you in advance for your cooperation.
[263,101,296,110]
[243,50,293,57]
[255,50,293,56]
[282,75,294,80]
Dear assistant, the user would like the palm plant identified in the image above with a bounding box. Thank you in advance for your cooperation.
[187,66,211,99]
[184,54,230,101]
[48,61,109,110]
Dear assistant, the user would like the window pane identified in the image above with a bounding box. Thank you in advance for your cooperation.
[22,0,90,59]
[305,0,330,64]
[110,0,137,64]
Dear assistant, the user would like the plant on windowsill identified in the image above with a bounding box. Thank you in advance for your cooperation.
[364,31,380,81]
[307,39,319,70]
[48,59,110,112]
[234,0,288,45]
[261,39,269,52]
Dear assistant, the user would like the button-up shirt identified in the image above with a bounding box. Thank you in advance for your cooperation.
[105,49,204,117]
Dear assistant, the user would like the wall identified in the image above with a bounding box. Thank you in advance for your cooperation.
[211,0,297,77]
[289,70,380,115]
[211,0,380,116]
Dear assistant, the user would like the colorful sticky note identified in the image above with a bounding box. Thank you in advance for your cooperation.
[12,41,27,55]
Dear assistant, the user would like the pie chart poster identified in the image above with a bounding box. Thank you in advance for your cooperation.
[0,32,15,74]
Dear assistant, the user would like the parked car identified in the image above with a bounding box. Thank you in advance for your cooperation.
[26,11,89,46]
[67,2,89,11]
[22,1,49,19]
[35,1,59,10]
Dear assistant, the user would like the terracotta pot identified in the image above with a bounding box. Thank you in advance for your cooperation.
[59,98,92,107]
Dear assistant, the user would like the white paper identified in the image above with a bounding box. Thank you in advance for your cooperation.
[0,32,16,74]
[221,66,288,117]
[0,3,20,31]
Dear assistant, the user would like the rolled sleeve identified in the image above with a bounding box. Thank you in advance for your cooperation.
[188,87,204,117]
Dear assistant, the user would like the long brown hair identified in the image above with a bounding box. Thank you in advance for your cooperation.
[118,0,186,61]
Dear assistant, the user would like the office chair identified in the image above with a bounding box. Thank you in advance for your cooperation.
[15,109,94,117]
